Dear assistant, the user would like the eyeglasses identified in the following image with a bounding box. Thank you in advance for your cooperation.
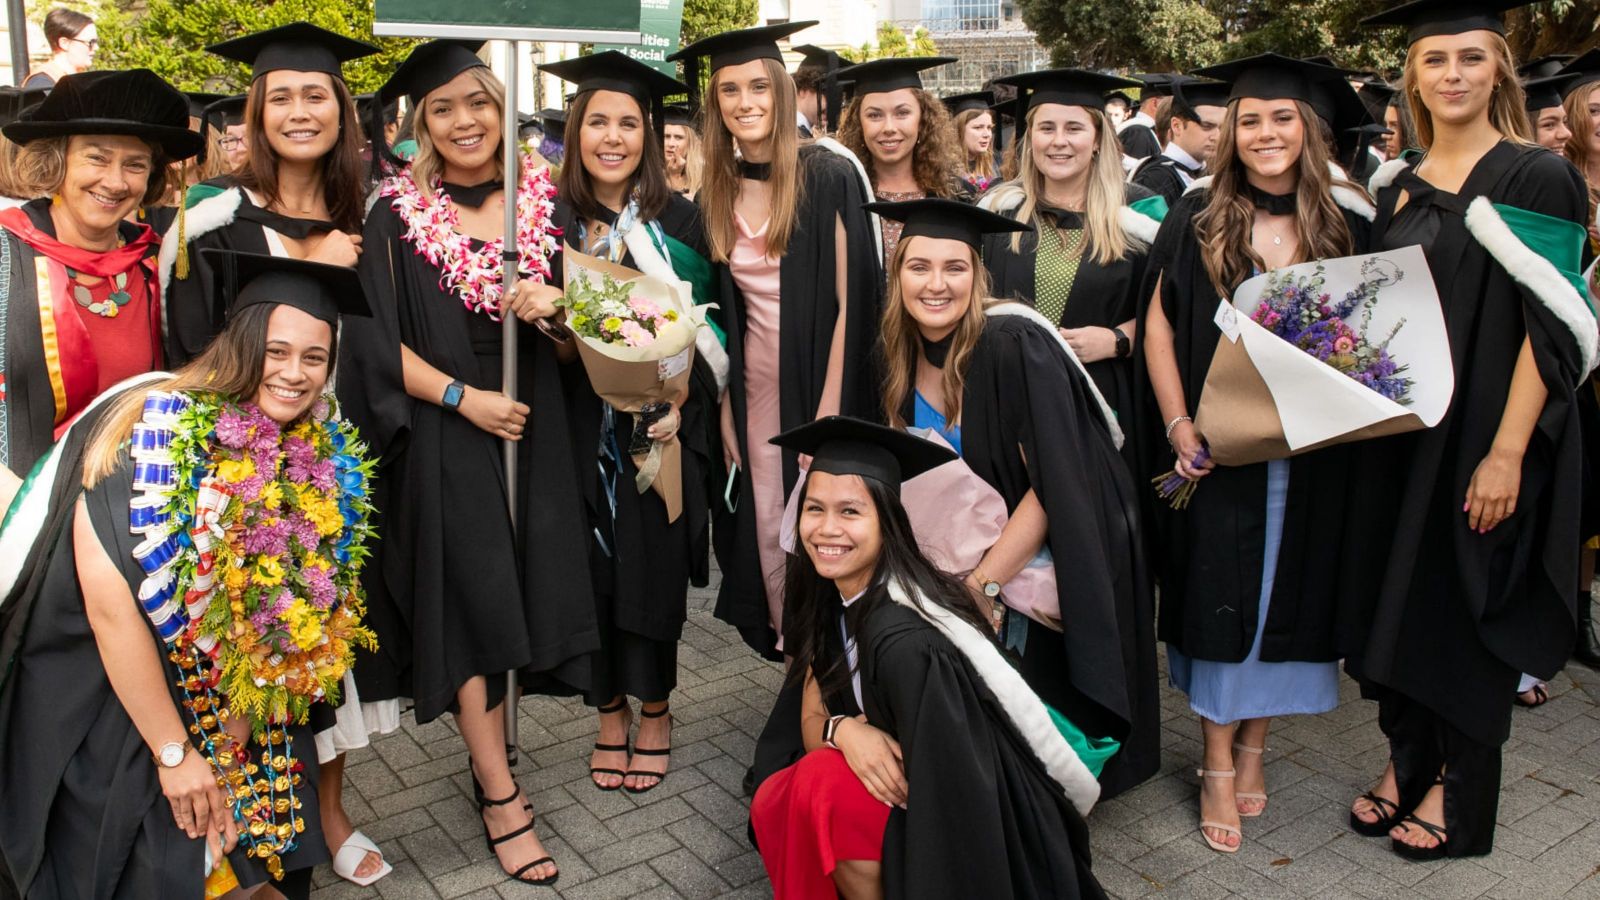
[66,36,98,50]
[216,136,244,150]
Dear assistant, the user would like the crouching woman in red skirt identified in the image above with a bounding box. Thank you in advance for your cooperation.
[749,416,1107,900]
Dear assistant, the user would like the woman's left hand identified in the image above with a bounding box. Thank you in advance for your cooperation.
[505,281,564,324]
[647,406,681,442]
[1465,447,1523,533]
[1060,326,1118,363]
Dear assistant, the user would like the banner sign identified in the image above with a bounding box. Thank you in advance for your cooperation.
[373,0,641,42]
[593,0,686,76]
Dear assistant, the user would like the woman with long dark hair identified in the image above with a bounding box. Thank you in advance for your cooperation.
[1341,1,1594,860]
[162,24,376,366]
[748,415,1106,900]
[536,50,725,795]
[1142,53,1376,854]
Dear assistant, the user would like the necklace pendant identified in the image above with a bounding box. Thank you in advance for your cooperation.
[1273,235,1283,246]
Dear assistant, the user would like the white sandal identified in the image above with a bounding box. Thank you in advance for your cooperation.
[1196,768,1243,853]
[1232,742,1268,817]
[331,829,393,887]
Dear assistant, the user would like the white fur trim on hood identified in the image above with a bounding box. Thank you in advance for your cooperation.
[158,188,241,306]
[984,302,1125,449]
[1117,204,1161,245]
[813,136,884,263]
[1464,196,1600,377]
[1182,162,1374,221]
[1367,158,1410,194]
[620,225,730,391]
[884,578,1101,816]
[982,184,1159,247]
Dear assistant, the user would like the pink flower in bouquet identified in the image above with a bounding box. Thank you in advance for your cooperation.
[1334,335,1355,353]
[627,296,664,323]
[619,319,654,347]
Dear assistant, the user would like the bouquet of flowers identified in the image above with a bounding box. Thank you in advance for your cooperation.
[1156,246,1453,506]
[559,246,714,522]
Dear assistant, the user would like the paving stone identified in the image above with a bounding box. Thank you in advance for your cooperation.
[651,847,733,899]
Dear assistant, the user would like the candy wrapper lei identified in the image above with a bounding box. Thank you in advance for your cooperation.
[379,143,561,320]
[129,391,377,878]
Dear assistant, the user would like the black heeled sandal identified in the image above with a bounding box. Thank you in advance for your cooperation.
[479,787,559,886]
[1390,813,1448,861]
[1349,792,1401,837]
[590,697,631,792]
[470,771,533,814]
[624,704,672,795]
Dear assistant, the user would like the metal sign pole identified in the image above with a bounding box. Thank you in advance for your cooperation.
[499,38,522,768]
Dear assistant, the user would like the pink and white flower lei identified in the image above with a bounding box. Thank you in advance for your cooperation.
[380,148,562,320]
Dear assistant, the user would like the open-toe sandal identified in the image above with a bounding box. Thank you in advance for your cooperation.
[1196,767,1242,853]
[479,787,559,886]
[1349,791,1401,837]
[1390,813,1448,862]
[1515,682,1550,708]
[1232,742,1268,817]
[591,698,632,792]
[624,704,672,795]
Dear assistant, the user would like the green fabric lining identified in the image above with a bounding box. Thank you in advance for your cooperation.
[182,183,226,209]
[662,233,724,346]
[1045,704,1120,778]
[1129,193,1169,224]
[1491,202,1593,313]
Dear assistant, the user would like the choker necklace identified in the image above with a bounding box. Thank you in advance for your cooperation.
[921,333,953,368]
[738,160,772,182]
[1246,184,1296,217]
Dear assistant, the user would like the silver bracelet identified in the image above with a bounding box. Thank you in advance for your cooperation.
[1165,415,1193,441]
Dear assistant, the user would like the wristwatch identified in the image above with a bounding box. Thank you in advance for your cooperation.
[973,568,1002,599]
[1112,327,1131,359]
[154,740,191,768]
[441,379,467,411]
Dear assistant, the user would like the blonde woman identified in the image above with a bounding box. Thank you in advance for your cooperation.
[1142,53,1378,854]
[1339,1,1594,860]
[666,23,880,659]
[1557,51,1600,243]
[662,104,703,197]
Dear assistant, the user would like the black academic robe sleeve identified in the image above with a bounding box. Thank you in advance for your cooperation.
[861,603,1106,900]
[1130,157,1186,206]
[1118,124,1160,160]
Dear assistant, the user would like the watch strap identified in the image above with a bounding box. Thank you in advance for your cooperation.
[441,379,466,410]
[822,714,847,750]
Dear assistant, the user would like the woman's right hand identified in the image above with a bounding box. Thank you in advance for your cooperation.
[159,749,237,856]
[719,398,742,470]
[458,386,530,441]
[1170,421,1214,482]
[833,716,908,808]
[310,230,363,267]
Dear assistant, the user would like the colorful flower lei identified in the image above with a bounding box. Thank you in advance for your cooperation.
[379,144,561,320]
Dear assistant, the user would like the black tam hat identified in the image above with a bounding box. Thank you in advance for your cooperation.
[5,69,202,160]
[771,416,957,492]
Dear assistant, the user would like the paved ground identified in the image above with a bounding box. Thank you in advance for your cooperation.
[310,581,1600,900]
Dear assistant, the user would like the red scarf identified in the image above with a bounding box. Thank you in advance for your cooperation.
[0,205,159,276]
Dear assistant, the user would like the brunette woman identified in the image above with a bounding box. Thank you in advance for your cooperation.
[943,91,997,193]
[22,7,93,90]
[835,56,971,268]
[0,71,199,509]
[1341,1,1594,860]
[537,51,726,795]
[163,24,377,366]
[666,23,881,656]
[980,69,1163,434]
[749,416,1106,900]
[872,197,1160,799]
[1142,53,1377,854]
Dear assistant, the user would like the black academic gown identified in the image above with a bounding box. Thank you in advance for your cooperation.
[550,194,717,703]
[0,388,326,899]
[1342,143,1589,748]
[920,312,1158,799]
[338,182,599,722]
[1146,188,1372,664]
[1118,124,1161,161]
[710,144,884,657]
[1130,155,1197,206]
[163,178,341,367]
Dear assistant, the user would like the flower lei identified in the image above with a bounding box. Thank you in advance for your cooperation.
[128,390,377,877]
[379,144,561,320]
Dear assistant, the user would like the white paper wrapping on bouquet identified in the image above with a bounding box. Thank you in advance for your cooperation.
[1197,245,1455,465]
[775,428,1062,630]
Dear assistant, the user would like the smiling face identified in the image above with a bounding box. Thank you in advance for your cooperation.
[423,68,501,182]
[259,70,341,165]
[897,235,975,341]
[1585,85,1600,157]
[578,89,646,201]
[1534,106,1572,157]
[799,471,883,597]
[962,111,993,157]
[1029,102,1098,185]
[57,135,153,241]
[254,304,333,425]
[1409,31,1500,130]
[715,59,777,154]
[1232,98,1304,187]
[859,88,922,168]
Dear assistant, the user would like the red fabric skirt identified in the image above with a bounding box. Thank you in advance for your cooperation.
[751,748,891,900]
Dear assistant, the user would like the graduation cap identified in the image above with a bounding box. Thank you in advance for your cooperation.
[355,93,399,125]
[1104,90,1135,108]
[205,248,370,327]
[663,103,695,128]
[201,94,247,128]
[1522,74,1572,112]
[863,197,1030,251]
[667,21,817,112]
[942,90,994,117]
[5,69,202,160]
[1131,73,1181,99]
[207,23,380,82]
[1556,50,1600,99]
[0,85,49,129]
[1192,52,1357,111]
[1518,54,1574,80]
[183,91,227,121]
[1171,80,1230,119]
[1360,0,1534,44]
[538,107,568,135]
[793,44,842,75]
[377,40,487,107]
[993,69,1143,134]
[1353,78,1399,123]
[771,415,956,491]
[792,44,845,135]
[539,50,689,141]
[834,56,955,98]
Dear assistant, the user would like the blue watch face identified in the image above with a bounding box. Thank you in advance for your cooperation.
[443,383,464,408]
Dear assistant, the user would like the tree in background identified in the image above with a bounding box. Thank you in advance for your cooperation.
[680,0,758,47]
[841,21,939,63]
[94,0,415,93]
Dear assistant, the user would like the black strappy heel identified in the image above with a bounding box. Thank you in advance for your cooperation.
[590,697,631,792]
[470,771,532,814]
[1390,775,1448,861]
[1349,792,1401,837]
[625,704,673,795]
[479,787,559,886]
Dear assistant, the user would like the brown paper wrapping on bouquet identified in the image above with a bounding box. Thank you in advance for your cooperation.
[563,246,695,521]
[1194,332,1430,466]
